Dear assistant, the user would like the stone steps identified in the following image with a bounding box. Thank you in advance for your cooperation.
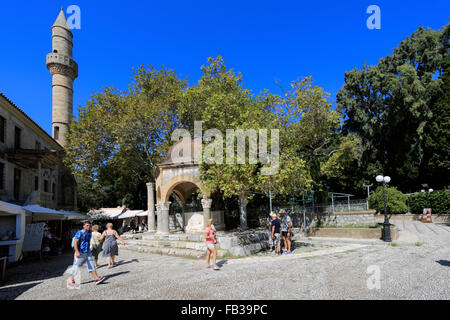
[120,230,272,257]
[119,239,228,259]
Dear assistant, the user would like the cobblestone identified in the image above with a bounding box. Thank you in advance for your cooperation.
[0,222,448,300]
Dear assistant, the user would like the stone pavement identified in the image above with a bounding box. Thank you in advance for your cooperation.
[395,221,450,244]
[0,222,449,300]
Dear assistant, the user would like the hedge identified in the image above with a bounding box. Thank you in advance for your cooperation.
[369,186,408,214]
[407,190,450,215]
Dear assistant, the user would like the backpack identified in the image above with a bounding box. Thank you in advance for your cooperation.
[71,229,87,249]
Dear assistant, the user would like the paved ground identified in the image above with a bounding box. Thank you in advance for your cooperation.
[0,222,449,300]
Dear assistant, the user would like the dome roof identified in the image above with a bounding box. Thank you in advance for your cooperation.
[162,139,202,165]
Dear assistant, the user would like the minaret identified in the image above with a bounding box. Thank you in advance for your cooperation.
[46,8,78,147]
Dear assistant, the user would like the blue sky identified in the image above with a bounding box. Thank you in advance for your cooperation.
[0,0,448,135]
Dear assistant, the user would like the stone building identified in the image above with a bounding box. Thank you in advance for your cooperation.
[0,9,77,210]
[0,92,76,210]
[147,139,225,235]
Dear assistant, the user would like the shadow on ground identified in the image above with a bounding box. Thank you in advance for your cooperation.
[0,282,42,300]
[81,271,130,285]
[1,251,138,299]
[2,251,74,288]
[436,260,450,267]
[217,260,228,267]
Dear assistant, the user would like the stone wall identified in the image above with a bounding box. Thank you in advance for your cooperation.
[217,230,269,256]
[257,211,377,228]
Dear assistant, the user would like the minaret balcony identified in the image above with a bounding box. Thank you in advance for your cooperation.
[46,53,78,77]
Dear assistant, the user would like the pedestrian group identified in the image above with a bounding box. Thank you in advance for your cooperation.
[69,221,126,287]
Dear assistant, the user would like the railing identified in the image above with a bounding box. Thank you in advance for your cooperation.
[270,199,370,215]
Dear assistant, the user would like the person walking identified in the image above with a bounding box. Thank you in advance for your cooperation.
[69,221,105,286]
[280,209,293,254]
[270,212,281,255]
[99,223,126,269]
[205,219,220,270]
[90,225,102,268]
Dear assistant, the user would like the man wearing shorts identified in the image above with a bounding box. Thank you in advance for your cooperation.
[70,221,105,286]
[270,212,281,255]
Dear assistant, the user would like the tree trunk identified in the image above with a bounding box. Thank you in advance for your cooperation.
[238,192,249,231]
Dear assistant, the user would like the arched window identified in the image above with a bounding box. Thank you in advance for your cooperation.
[54,126,59,140]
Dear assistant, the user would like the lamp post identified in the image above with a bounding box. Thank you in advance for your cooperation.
[363,184,372,210]
[421,185,433,217]
[421,184,433,209]
[376,175,391,242]
[258,152,272,213]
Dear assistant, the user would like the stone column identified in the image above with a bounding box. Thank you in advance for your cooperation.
[201,198,213,226]
[156,202,171,235]
[146,182,156,232]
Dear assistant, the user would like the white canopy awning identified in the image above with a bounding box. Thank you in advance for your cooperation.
[61,211,88,220]
[88,207,126,220]
[0,201,25,216]
[137,210,148,217]
[117,210,144,219]
[23,205,65,221]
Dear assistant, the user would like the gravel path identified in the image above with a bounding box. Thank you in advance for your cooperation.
[1,222,449,300]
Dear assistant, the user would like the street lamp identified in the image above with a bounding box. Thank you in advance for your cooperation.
[363,184,373,210]
[376,175,391,242]
[258,152,273,213]
[421,185,433,211]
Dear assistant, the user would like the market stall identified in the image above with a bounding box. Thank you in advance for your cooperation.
[0,201,26,263]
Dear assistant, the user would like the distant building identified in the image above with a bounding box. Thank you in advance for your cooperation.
[0,92,76,210]
[0,8,78,210]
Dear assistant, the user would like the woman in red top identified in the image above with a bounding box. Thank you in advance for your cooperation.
[205,219,220,270]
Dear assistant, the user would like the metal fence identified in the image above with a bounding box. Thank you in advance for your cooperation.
[275,199,369,215]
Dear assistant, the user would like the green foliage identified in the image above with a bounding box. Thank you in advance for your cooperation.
[337,23,449,193]
[407,190,450,214]
[268,76,359,193]
[369,186,408,214]
[180,56,313,230]
[65,65,187,210]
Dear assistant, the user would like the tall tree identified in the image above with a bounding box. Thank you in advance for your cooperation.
[180,57,311,230]
[421,24,450,188]
[64,65,187,211]
[337,23,448,192]
[270,77,359,195]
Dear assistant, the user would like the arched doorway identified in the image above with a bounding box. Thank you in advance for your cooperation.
[150,139,224,234]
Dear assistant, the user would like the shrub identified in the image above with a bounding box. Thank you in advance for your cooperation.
[407,190,450,215]
[369,186,408,214]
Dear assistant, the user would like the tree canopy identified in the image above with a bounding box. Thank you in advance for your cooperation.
[337,23,449,193]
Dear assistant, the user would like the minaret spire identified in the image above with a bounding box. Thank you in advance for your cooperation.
[46,8,78,147]
[52,7,71,30]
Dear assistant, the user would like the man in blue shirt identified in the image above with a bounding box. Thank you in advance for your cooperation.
[70,221,105,286]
